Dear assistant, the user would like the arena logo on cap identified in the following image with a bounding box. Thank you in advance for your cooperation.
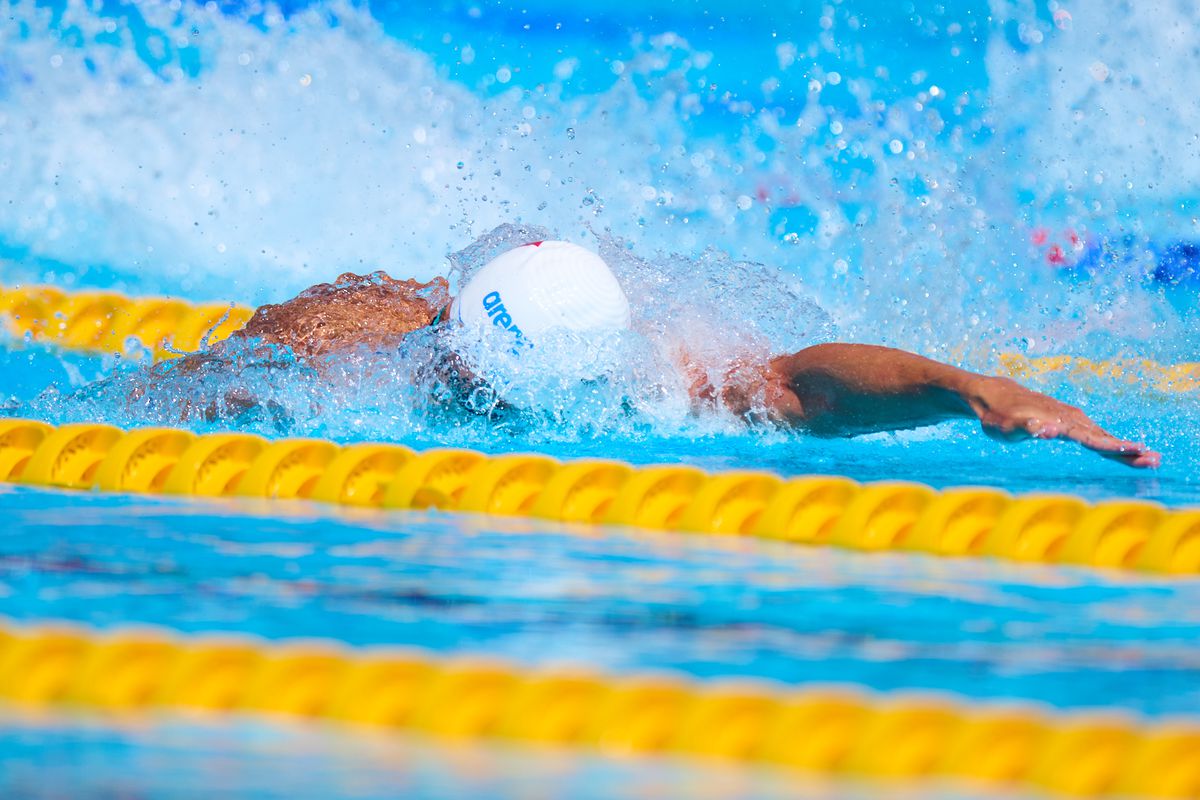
[482,291,526,340]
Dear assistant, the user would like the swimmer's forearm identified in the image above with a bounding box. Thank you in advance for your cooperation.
[768,343,979,435]
[769,343,1160,468]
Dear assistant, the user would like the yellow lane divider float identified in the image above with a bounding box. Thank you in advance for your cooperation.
[0,283,254,359]
[2,282,1199,389]
[999,354,1200,394]
[0,620,1197,798]
[2,419,1199,575]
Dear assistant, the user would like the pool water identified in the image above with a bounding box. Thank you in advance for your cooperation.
[2,0,1200,795]
[1,711,1037,800]
[1,482,1198,796]
[4,484,1200,714]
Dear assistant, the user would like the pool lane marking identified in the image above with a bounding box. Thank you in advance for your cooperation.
[1,419,1198,576]
[0,619,1196,797]
[0,283,254,359]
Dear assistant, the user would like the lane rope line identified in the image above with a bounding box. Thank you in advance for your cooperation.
[0,620,1196,798]
[1,418,1198,575]
[0,283,254,359]
[999,353,1200,394]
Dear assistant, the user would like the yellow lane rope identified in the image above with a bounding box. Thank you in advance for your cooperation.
[0,620,1196,797]
[1000,354,1200,394]
[2,282,1199,390]
[0,283,254,359]
[2,418,1198,575]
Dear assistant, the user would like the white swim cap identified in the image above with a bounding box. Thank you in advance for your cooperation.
[453,240,631,342]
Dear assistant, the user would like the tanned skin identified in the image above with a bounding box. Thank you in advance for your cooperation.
[214,272,1161,469]
[723,344,1159,468]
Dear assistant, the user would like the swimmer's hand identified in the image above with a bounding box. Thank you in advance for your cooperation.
[756,343,1161,469]
[963,374,1161,468]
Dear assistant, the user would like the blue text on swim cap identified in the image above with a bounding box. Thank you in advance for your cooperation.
[482,291,525,340]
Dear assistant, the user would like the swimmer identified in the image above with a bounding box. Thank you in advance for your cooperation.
[171,240,1161,468]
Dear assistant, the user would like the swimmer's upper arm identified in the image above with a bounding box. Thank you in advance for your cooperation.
[766,343,973,435]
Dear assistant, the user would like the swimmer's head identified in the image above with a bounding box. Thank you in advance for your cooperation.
[451,240,632,342]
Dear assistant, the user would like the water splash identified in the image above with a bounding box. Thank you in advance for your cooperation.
[3,0,1198,444]
[33,222,829,442]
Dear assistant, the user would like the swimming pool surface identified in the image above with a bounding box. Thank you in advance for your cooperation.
[5,484,1200,713]
[3,712,1048,800]
[2,481,1198,796]
[2,0,1200,795]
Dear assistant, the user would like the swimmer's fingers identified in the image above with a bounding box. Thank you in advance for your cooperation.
[1032,415,1162,469]
[1108,449,1163,469]
[969,377,1160,468]
[979,408,1161,468]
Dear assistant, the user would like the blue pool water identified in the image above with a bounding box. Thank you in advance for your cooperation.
[1,712,1035,800]
[3,0,1200,795]
[0,482,1198,797]
[3,484,1200,715]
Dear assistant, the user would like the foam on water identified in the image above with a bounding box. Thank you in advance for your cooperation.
[1,0,1198,443]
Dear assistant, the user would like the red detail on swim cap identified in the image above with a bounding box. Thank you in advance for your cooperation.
[525,241,544,247]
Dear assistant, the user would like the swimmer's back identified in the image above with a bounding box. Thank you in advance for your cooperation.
[231,271,450,359]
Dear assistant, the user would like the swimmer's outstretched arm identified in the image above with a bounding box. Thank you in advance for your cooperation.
[762,343,1161,468]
